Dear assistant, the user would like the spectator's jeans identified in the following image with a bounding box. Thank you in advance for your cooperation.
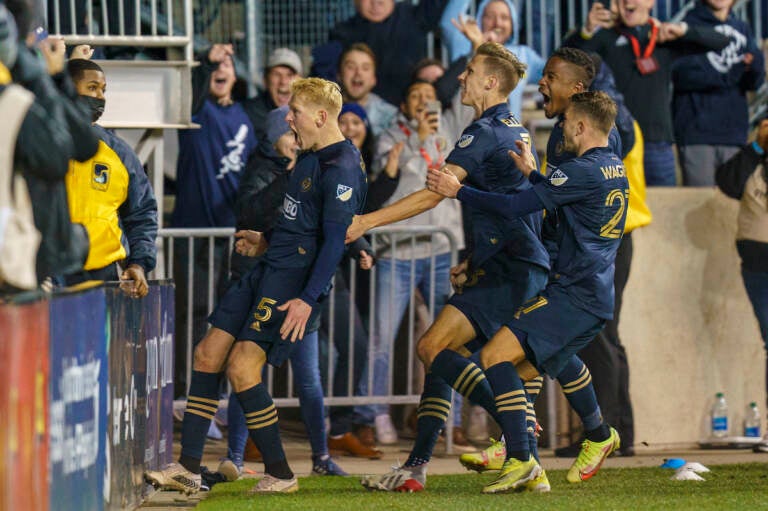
[226,330,327,466]
[643,141,677,186]
[679,145,740,187]
[742,267,768,351]
[368,253,452,417]
[318,268,373,435]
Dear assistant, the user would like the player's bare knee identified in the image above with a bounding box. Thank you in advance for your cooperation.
[193,341,221,373]
[416,334,443,368]
[479,345,512,369]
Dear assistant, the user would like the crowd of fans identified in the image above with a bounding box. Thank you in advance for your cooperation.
[1,0,766,477]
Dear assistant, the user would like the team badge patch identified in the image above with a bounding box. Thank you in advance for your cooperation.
[457,134,474,148]
[301,177,312,191]
[336,184,353,202]
[92,162,109,191]
[549,169,569,186]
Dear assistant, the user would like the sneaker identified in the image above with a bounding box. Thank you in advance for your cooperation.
[217,459,241,482]
[248,474,299,494]
[200,465,228,491]
[525,468,551,493]
[360,464,427,492]
[328,432,383,459]
[144,462,202,494]
[375,414,398,445]
[459,438,506,472]
[566,427,621,483]
[311,455,348,476]
[482,455,543,494]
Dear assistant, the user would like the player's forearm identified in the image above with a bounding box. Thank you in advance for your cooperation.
[300,221,347,307]
[456,186,544,220]
[360,188,444,230]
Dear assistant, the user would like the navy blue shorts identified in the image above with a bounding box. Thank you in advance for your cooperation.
[507,286,605,378]
[208,261,315,367]
[449,258,548,349]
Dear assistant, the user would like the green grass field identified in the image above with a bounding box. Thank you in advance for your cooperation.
[196,463,768,511]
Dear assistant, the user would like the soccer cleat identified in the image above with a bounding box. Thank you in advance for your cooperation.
[482,455,543,494]
[144,462,202,494]
[459,438,506,472]
[248,474,299,494]
[566,427,621,483]
[216,459,241,482]
[311,455,348,476]
[360,464,427,492]
[525,468,551,493]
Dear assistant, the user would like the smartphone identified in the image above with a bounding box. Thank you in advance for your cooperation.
[426,100,441,124]
[34,26,48,43]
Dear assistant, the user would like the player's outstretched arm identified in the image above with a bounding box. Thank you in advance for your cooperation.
[426,167,545,221]
[345,163,468,243]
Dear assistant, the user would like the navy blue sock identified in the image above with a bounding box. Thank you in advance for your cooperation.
[524,376,543,462]
[179,371,220,473]
[485,362,529,462]
[430,349,499,423]
[558,356,609,441]
[405,372,452,467]
[236,383,294,480]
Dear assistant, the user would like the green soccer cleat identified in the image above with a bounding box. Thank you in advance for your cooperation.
[566,427,621,483]
[525,468,551,492]
[482,455,542,494]
[459,438,506,472]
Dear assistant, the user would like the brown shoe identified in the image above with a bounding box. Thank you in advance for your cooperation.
[244,437,263,462]
[354,425,376,447]
[328,432,383,459]
[453,426,470,446]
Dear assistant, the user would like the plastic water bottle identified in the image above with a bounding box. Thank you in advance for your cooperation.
[711,392,728,438]
[744,402,761,438]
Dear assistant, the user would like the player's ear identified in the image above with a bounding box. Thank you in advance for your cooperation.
[316,109,327,127]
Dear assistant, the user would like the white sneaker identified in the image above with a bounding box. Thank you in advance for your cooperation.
[375,414,398,445]
[144,462,202,494]
[248,474,299,493]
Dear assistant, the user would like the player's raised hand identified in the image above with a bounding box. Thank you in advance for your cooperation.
[426,167,461,198]
[234,229,268,257]
[278,298,312,342]
[508,140,536,177]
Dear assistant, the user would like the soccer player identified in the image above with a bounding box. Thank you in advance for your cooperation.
[460,47,624,479]
[427,90,628,492]
[145,77,367,494]
[348,41,551,492]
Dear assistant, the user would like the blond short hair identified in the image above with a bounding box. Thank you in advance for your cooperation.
[569,91,617,135]
[475,42,527,97]
[291,77,343,116]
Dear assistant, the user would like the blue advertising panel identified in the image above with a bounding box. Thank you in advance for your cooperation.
[158,282,175,467]
[49,287,108,511]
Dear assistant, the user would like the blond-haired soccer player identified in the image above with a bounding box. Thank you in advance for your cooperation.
[146,78,367,494]
[352,42,550,493]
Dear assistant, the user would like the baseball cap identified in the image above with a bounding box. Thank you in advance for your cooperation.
[267,47,303,75]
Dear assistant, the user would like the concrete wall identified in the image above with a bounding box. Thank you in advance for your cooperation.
[622,188,766,447]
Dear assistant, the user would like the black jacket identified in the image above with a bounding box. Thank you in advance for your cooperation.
[564,21,729,143]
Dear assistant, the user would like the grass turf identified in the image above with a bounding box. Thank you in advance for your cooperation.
[194,463,768,511]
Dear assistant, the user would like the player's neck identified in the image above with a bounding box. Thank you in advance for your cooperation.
[475,94,507,118]
[576,134,609,157]
[311,126,345,151]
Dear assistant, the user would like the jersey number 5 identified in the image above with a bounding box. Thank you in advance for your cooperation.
[250,297,277,332]
[600,189,629,239]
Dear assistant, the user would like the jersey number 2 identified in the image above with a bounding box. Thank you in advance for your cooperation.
[251,297,277,332]
[600,189,629,239]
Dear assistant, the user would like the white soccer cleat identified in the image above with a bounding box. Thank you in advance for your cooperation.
[360,464,426,492]
[248,474,299,494]
[144,462,202,495]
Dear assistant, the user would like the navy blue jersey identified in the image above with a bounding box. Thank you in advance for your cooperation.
[446,103,549,270]
[173,98,258,227]
[546,117,622,173]
[532,146,629,319]
[265,140,367,269]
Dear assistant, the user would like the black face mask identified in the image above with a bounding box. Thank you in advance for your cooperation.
[80,95,105,123]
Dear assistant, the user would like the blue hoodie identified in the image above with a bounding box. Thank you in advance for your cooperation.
[672,1,765,146]
[440,0,545,120]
